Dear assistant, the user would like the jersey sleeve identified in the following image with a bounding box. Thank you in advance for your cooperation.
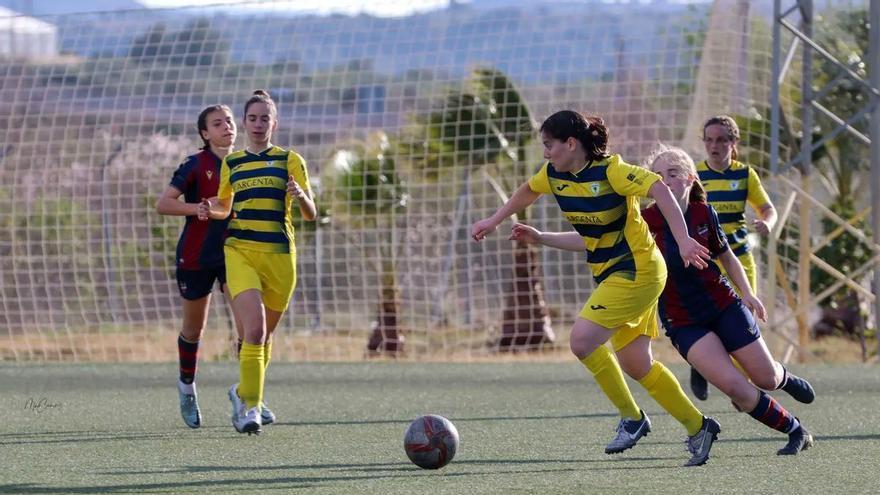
[169,156,197,193]
[706,204,729,258]
[527,162,552,194]
[218,157,233,200]
[746,167,772,210]
[606,156,661,197]
[287,151,312,193]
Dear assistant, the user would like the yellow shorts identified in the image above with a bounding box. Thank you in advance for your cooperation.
[579,261,666,352]
[715,251,758,294]
[224,245,297,313]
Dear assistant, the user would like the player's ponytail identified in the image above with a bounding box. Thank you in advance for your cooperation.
[540,110,610,162]
[689,177,707,203]
[196,104,233,149]
[244,89,277,118]
[702,115,740,161]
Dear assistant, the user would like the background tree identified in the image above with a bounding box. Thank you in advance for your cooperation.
[321,132,408,354]
[405,67,555,351]
[808,7,871,342]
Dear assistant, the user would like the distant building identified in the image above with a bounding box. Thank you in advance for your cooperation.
[0,6,58,58]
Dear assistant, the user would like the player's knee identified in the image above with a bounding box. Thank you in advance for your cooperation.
[569,338,589,360]
[241,320,266,344]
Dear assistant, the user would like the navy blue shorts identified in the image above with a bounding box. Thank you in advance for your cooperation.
[176,266,226,300]
[665,300,761,360]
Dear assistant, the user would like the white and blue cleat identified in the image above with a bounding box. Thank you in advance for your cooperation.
[178,383,202,429]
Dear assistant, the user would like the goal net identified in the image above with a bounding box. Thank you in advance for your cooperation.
[1,0,862,362]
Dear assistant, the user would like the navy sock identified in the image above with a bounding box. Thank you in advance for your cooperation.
[748,391,799,434]
[178,335,200,385]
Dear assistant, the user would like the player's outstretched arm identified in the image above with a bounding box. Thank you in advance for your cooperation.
[471,182,540,242]
[510,223,584,251]
[648,181,710,269]
[155,186,198,217]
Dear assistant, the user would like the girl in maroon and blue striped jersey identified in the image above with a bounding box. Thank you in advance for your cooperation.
[642,145,814,456]
[156,104,243,429]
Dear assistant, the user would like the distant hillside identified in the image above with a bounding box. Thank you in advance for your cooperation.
[38,1,709,84]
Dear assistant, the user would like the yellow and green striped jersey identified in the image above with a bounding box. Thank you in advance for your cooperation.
[696,160,770,256]
[218,146,311,254]
[528,154,662,283]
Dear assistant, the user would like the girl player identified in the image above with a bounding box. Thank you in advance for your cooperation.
[156,104,244,429]
[473,110,720,466]
[201,90,316,434]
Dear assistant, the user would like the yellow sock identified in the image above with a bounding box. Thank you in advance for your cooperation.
[263,340,272,372]
[238,342,265,410]
[580,346,641,420]
[261,340,273,405]
[638,361,703,436]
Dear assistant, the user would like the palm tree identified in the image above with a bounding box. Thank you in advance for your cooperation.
[405,67,555,351]
[321,132,407,354]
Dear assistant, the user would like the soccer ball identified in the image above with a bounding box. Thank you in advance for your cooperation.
[403,414,459,469]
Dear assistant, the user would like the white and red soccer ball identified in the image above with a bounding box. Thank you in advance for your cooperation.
[403,414,459,469]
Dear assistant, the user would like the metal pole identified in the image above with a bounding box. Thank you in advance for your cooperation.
[870,0,880,361]
[768,0,782,328]
[797,0,814,363]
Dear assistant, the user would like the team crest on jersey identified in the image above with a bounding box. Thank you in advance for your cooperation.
[206,170,213,180]
[730,181,740,190]
[589,183,601,195]
[697,223,709,238]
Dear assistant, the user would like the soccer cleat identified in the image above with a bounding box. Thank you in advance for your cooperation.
[228,384,245,426]
[234,406,262,435]
[690,367,709,401]
[684,416,721,466]
[781,373,816,404]
[260,403,276,425]
[605,410,651,454]
[777,423,813,455]
[178,386,202,429]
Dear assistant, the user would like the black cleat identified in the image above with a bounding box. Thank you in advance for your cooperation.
[690,367,709,401]
[778,423,813,455]
[781,373,815,404]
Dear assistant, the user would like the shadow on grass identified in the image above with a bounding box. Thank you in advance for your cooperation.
[275,411,617,427]
[94,455,657,477]
[720,432,880,444]
[0,411,616,446]
[3,453,697,494]
[0,430,181,446]
[0,464,610,494]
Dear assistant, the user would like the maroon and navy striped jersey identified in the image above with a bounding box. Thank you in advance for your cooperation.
[642,201,737,328]
[168,149,230,270]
